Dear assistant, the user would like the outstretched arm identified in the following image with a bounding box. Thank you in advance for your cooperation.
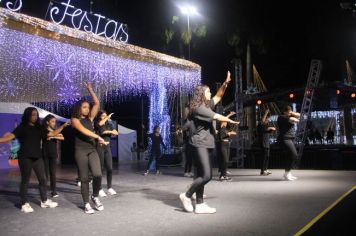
[98,113,114,127]
[71,118,108,145]
[212,71,232,105]
[0,133,16,143]
[213,113,239,124]
[47,122,70,137]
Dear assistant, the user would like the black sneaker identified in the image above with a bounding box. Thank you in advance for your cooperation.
[51,192,59,198]
[91,195,104,211]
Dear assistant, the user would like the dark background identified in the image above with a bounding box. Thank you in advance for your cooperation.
[4,0,356,129]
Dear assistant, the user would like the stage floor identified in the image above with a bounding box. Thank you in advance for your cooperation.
[0,163,355,236]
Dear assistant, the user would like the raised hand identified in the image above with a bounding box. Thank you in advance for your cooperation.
[225,71,232,84]
[84,82,93,91]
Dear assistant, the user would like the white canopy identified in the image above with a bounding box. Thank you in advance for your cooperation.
[0,102,69,122]
[117,124,137,163]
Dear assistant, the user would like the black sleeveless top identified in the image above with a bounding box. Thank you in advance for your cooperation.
[74,117,96,149]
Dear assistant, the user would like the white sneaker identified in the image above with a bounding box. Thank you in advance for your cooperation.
[91,195,104,211]
[191,193,207,200]
[21,203,34,213]
[77,181,81,187]
[284,172,297,181]
[226,171,232,175]
[99,189,107,197]
[107,188,117,195]
[41,199,58,208]
[179,193,193,212]
[184,173,191,177]
[195,203,216,214]
[84,203,95,214]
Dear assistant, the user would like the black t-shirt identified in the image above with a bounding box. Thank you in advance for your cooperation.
[219,127,230,142]
[12,124,43,159]
[257,123,270,148]
[190,100,216,148]
[182,119,195,143]
[96,121,114,142]
[148,133,165,152]
[74,117,96,149]
[42,128,58,158]
[277,115,295,140]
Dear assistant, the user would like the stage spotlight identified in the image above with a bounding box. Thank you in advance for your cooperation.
[256,99,262,105]
[351,93,356,98]
[289,93,295,99]
[336,89,341,95]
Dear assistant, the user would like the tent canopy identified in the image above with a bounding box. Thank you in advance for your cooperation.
[0,102,69,122]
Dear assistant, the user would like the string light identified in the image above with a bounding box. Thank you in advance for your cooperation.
[0,9,201,105]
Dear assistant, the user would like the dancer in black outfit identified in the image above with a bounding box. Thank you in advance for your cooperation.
[179,82,239,214]
[42,114,69,197]
[95,111,118,197]
[256,109,276,176]
[277,106,300,181]
[218,111,236,181]
[71,82,108,214]
[0,107,62,213]
[144,125,166,175]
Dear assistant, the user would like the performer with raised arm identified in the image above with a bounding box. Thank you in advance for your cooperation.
[95,111,119,197]
[277,106,300,181]
[179,76,239,214]
[71,82,108,214]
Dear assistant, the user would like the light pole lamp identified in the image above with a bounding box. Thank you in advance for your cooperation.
[179,5,198,60]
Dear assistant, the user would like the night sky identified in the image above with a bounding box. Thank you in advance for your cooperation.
[8,0,356,127]
[21,0,356,88]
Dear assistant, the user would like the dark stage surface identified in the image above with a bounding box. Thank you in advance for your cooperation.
[0,163,355,236]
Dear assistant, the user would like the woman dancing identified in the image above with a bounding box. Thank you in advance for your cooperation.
[95,111,118,197]
[71,82,108,214]
[0,107,63,213]
[179,84,239,214]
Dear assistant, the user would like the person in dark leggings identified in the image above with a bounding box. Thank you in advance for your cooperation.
[71,82,108,214]
[42,114,69,197]
[256,108,276,176]
[183,118,194,177]
[0,107,60,213]
[144,125,166,175]
[277,105,300,181]
[218,111,236,181]
[179,82,239,214]
[95,110,118,197]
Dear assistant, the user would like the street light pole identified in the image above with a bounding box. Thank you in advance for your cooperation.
[179,5,198,60]
[186,14,191,60]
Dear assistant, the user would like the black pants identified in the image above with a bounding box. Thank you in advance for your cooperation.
[146,149,161,171]
[279,139,298,171]
[96,145,113,189]
[186,147,212,204]
[18,157,47,205]
[260,147,270,173]
[184,143,193,173]
[219,142,230,177]
[43,154,57,194]
[75,148,102,203]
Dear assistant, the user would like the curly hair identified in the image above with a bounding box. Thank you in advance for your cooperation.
[189,85,210,114]
[71,99,90,119]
